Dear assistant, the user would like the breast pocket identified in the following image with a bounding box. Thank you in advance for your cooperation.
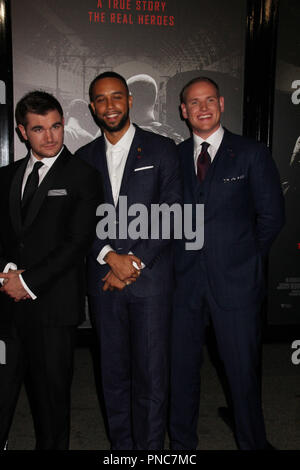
[132,166,155,185]
[129,167,157,203]
[45,193,70,217]
[221,175,248,192]
[214,175,249,209]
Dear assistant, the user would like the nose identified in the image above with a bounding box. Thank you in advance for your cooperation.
[45,129,54,142]
[199,100,207,111]
[106,96,114,109]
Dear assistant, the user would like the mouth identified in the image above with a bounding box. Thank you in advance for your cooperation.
[43,144,58,150]
[105,112,121,122]
[198,114,212,120]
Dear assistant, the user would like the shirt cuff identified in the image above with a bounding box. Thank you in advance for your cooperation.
[128,251,145,269]
[97,245,115,265]
[19,274,37,300]
[0,262,18,285]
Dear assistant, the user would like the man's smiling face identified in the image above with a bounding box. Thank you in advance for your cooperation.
[90,77,132,136]
[181,80,224,139]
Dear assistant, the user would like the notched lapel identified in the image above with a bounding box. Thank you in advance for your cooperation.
[182,138,197,200]
[97,137,114,206]
[211,132,238,178]
[200,132,228,202]
[22,150,69,230]
[9,157,28,235]
[203,130,237,201]
[117,131,142,205]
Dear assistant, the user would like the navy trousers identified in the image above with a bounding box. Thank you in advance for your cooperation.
[169,258,267,450]
[89,289,171,450]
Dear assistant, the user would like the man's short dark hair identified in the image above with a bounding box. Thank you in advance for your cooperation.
[89,71,129,102]
[180,77,220,104]
[15,91,63,127]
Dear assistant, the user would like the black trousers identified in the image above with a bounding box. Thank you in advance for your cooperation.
[0,311,76,450]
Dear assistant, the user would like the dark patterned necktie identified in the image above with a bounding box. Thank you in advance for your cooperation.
[22,161,44,217]
[196,142,211,182]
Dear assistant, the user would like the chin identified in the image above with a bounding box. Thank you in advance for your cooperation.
[40,151,59,159]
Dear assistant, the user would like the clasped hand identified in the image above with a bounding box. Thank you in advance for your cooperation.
[102,253,142,292]
[0,270,31,302]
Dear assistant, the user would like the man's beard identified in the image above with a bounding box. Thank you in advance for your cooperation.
[96,109,129,133]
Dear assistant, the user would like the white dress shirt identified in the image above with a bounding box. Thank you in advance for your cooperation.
[97,124,143,266]
[0,147,64,299]
[105,123,136,206]
[21,147,63,196]
[193,125,224,173]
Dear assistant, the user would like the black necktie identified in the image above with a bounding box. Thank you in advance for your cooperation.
[196,142,211,182]
[22,161,44,217]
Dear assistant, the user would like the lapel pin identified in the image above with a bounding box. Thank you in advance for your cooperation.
[228,147,235,158]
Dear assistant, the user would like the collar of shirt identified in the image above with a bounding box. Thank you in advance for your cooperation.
[193,125,224,169]
[27,145,65,172]
[22,146,65,196]
[104,123,136,206]
[104,123,136,155]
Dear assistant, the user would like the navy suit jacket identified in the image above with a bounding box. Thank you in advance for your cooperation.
[75,125,181,297]
[175,128,285,310]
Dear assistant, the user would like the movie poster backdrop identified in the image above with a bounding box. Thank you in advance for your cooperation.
[268,0,300,325]
[11,0,246,157]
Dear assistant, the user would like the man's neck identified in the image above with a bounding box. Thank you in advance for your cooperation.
[194,124,221,141]
[30,145,64,162]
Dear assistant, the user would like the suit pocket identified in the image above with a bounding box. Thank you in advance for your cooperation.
[134,165,154,172]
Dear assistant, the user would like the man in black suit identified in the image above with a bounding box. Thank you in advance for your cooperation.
[169,77,285,450]
[0,91,102,449]
[76,72,181,450]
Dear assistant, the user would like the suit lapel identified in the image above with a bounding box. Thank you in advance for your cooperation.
[117,126,142,207]
[96,126,150,208]
[201,129,234,203]
[9,156,29,235]
[184,137,199,200]
[22,148,70,230]
[94,136,114,206]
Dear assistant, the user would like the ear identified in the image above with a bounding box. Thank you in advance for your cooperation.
[181,102,188,120]
[128,94,133,109]
[219,96,225,113]
[18,124,28,142]
[90,102,96,115]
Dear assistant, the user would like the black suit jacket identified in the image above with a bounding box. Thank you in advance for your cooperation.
[75,125,182,297]
[0,146,102,328]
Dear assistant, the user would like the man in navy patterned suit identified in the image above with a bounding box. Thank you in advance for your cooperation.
[76,72,181,450]
[169,77,285,450]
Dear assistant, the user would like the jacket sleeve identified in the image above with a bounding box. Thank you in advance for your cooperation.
[250,143,285,256]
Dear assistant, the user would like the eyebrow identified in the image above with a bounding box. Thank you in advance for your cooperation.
[30,121,62,130]
[94,91,124,99]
